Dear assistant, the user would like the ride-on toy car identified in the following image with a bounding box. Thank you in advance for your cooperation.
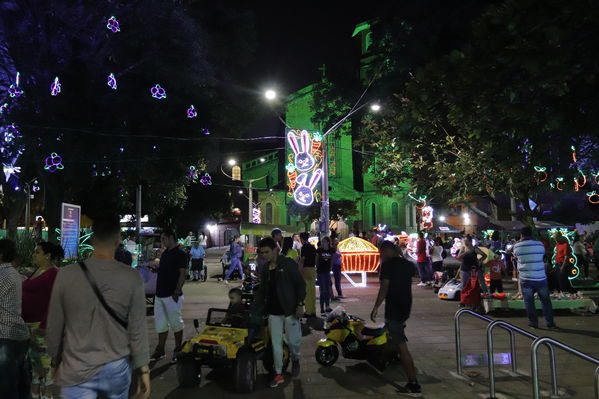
[176,308,289,392]
[315,307,387,369]
[437,278,462,300]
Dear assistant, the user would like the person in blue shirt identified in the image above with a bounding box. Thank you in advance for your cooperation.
[190,241,205,281]
[224,236,244,283]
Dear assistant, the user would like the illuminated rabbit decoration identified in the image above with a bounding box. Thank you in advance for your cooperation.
[287,130,315,172]
[294,169,322,206]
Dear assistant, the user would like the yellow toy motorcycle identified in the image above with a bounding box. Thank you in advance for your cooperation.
[315,307,387,368]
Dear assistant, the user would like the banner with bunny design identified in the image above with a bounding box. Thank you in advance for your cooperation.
[286,129,323,206]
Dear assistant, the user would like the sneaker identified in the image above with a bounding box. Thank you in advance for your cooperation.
[528,323,538,329]
[547,323,559,329]
[269,374,285,388]
[325,308,333,313]
[402,381,422,397]
[170,352,178,364]
[291,359,300,377]
[150,347,165,361]
[417,282,427,287]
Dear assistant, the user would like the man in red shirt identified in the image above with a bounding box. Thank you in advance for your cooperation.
[554,235,573,293]
[416,232,430,287]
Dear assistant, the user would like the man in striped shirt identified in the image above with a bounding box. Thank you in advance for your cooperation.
[513,226,557,329]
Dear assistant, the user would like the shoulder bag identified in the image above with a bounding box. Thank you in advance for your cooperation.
[79,262,128,330]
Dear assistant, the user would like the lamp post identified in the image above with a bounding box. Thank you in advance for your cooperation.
[23,178,38,232]
[264,89,381,237]
[319,102,381,236]
[221,160,268,246]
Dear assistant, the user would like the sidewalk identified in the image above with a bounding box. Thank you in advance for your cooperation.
[147,250,599,399]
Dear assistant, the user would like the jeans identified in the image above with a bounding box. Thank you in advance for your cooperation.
[225,257,244,280]
[417,262,430,283]
[268,315,301,375]
[317,272,331,312]
[521,279,555,327]
[331,264,343,297]
[0,338,30,399]
[460,269,488,293]
[303,268,316,316]
[61,357,131,399]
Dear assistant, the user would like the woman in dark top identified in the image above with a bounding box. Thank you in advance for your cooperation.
[316,237,334,315]
[457,237,488,293]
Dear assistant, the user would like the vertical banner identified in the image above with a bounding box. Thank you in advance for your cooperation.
[61,202,81,259]
[286,129,323,206]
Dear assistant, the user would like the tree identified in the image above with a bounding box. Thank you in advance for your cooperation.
[363,0,599,228]
[0,1,256,236]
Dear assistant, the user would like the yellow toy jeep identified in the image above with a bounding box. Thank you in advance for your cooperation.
[176,308,289,392]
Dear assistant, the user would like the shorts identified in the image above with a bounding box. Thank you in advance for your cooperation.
[154,296,184,334]
[385,318,408,344]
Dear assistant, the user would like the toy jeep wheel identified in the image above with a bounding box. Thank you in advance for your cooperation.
[177,356,201,388]
[234,349,257,393]
[263,344,290,374]
[315,345,339,366]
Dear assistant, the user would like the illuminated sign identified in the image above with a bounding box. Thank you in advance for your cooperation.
[252,207,261,224]
[421,206,433,229]
[286,129,323,206]
[61,203,81,259]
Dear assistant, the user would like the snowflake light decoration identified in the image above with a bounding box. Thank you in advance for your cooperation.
[3,163,21,182]
[187,105,197,118]
[106,16,120,32]
[200,173,212,186]
[202,128,210,135]
[32,181,40,192]
[44,152,64,173]
[150,84,166,99]
[107,73,117,90]
[50,77,61,96]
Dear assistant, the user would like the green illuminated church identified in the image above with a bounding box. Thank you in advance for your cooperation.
[242,22,415,237]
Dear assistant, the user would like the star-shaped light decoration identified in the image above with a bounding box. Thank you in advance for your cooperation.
[3,163,21,182]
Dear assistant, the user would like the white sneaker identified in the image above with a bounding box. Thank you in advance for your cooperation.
[417,282,427,287]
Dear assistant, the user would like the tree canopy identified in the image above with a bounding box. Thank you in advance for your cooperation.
[0,0,257,233]
[362,0,599,225]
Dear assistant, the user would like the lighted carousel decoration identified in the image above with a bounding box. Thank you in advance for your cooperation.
[337,237,380,287]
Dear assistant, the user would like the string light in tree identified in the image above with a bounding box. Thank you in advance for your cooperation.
[555,177,564,191]
[0,104,8,114]
[571,146,577,164]
[150,84,166,99]
[573,170,587,192]
[202,128,210,136]
[107,73,117,90]
[592,171,599,185]
[7,72,23,98]
[106,16,120,32]
[50,77,61,96]
[44,152,64,173]
[186,166,199,182]
[533,166,548,183]
[3,163,20,182]
[200,173,212,186]
[587,191,599,205]
[187,105,197,118]
[32,180,40,192]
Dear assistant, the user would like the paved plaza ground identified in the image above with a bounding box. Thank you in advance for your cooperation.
[144,249,599,399]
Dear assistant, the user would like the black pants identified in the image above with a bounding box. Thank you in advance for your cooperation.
[331,264,343,297]
[0,338,30,399]
[489,279,504,293]
[432,261,443,273]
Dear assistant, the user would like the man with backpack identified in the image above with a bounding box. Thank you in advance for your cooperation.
[47,213,150,399]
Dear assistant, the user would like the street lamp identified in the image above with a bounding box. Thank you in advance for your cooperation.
[264,89,277,101]
[319,101,381,236]
[439,215,446,222]
[228,159,237,166]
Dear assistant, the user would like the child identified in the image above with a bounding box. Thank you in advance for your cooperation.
[225,288,246,327]
[487,252,506,294]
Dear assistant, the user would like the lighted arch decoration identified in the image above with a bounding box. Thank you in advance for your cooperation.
[337,237,380,273]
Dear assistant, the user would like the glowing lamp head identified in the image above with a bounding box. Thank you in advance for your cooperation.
[264,89,277,101]
[439,216,446,222]
[370,103,381,112]
[228,159,237,166]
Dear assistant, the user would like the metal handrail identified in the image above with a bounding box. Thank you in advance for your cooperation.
[487,320,558,399]
[455,308,494,375]
[532,337,599,399]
